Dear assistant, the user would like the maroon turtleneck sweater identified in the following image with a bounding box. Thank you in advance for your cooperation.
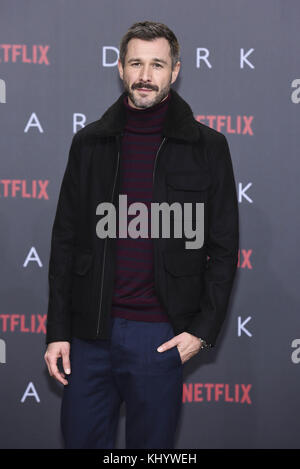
[110,92,171,322]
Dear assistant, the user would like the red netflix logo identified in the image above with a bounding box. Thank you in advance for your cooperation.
[183,383,252,404]
[0,180,49,199]
[195,115,254,135]
[0,314,47,334]
[0,45,50,65]
[238,249,252,269]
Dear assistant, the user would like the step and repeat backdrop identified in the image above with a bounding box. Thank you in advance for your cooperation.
[0,0,299,449]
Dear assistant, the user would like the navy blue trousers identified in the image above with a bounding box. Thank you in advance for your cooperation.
[61,316,184,449]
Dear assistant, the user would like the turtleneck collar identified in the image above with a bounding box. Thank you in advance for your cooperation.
[122,92,171,134]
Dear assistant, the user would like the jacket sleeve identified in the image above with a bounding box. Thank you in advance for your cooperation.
[45,134,81,345]
[185,132,239,347]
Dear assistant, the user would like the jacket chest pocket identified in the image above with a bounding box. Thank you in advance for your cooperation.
[165,170,211,204]
[71,250,93,314]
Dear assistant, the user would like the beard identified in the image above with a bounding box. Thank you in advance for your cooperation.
[122,74,172,109]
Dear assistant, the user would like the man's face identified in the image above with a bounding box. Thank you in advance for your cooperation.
[118,37,180,109]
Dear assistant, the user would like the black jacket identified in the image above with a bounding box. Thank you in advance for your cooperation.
[46,88,239,347]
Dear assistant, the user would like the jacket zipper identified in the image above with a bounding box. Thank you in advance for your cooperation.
[152,137,167,184]
[152,136,167,308]
[96,135,121,335]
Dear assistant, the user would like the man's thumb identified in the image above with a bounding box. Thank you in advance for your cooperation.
[62,350,71,374]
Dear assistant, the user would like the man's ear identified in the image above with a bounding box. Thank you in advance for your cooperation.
[117,59,124,80]
[171,61,181,84]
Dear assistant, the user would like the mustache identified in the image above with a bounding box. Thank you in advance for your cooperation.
[132,83,158,91]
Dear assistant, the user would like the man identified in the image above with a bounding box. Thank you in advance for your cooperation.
[44,21,239,449]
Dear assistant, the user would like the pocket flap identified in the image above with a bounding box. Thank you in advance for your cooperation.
[163,248,207,276]
[73,251,93,275]
[166,170,210,191]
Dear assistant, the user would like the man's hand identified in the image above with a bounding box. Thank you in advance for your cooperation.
[157,332,202,365]
[44,341,71,385]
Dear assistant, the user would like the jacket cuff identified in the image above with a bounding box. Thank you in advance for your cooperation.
[45,321,71,345]
[184,314,217,348]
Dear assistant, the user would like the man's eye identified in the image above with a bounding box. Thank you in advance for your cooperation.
[132,63,140,66]
[153,63,162,68]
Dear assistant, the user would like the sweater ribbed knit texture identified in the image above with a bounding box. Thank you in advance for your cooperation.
[110,92,171,322]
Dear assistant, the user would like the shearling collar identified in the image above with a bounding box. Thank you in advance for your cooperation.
[90,88,201,142]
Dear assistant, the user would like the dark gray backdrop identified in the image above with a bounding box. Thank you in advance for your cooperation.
[0,0,299,449]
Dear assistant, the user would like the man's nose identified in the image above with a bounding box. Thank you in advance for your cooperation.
[138,64,152,82]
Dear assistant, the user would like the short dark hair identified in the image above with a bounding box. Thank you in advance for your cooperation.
[119,21,180,70]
